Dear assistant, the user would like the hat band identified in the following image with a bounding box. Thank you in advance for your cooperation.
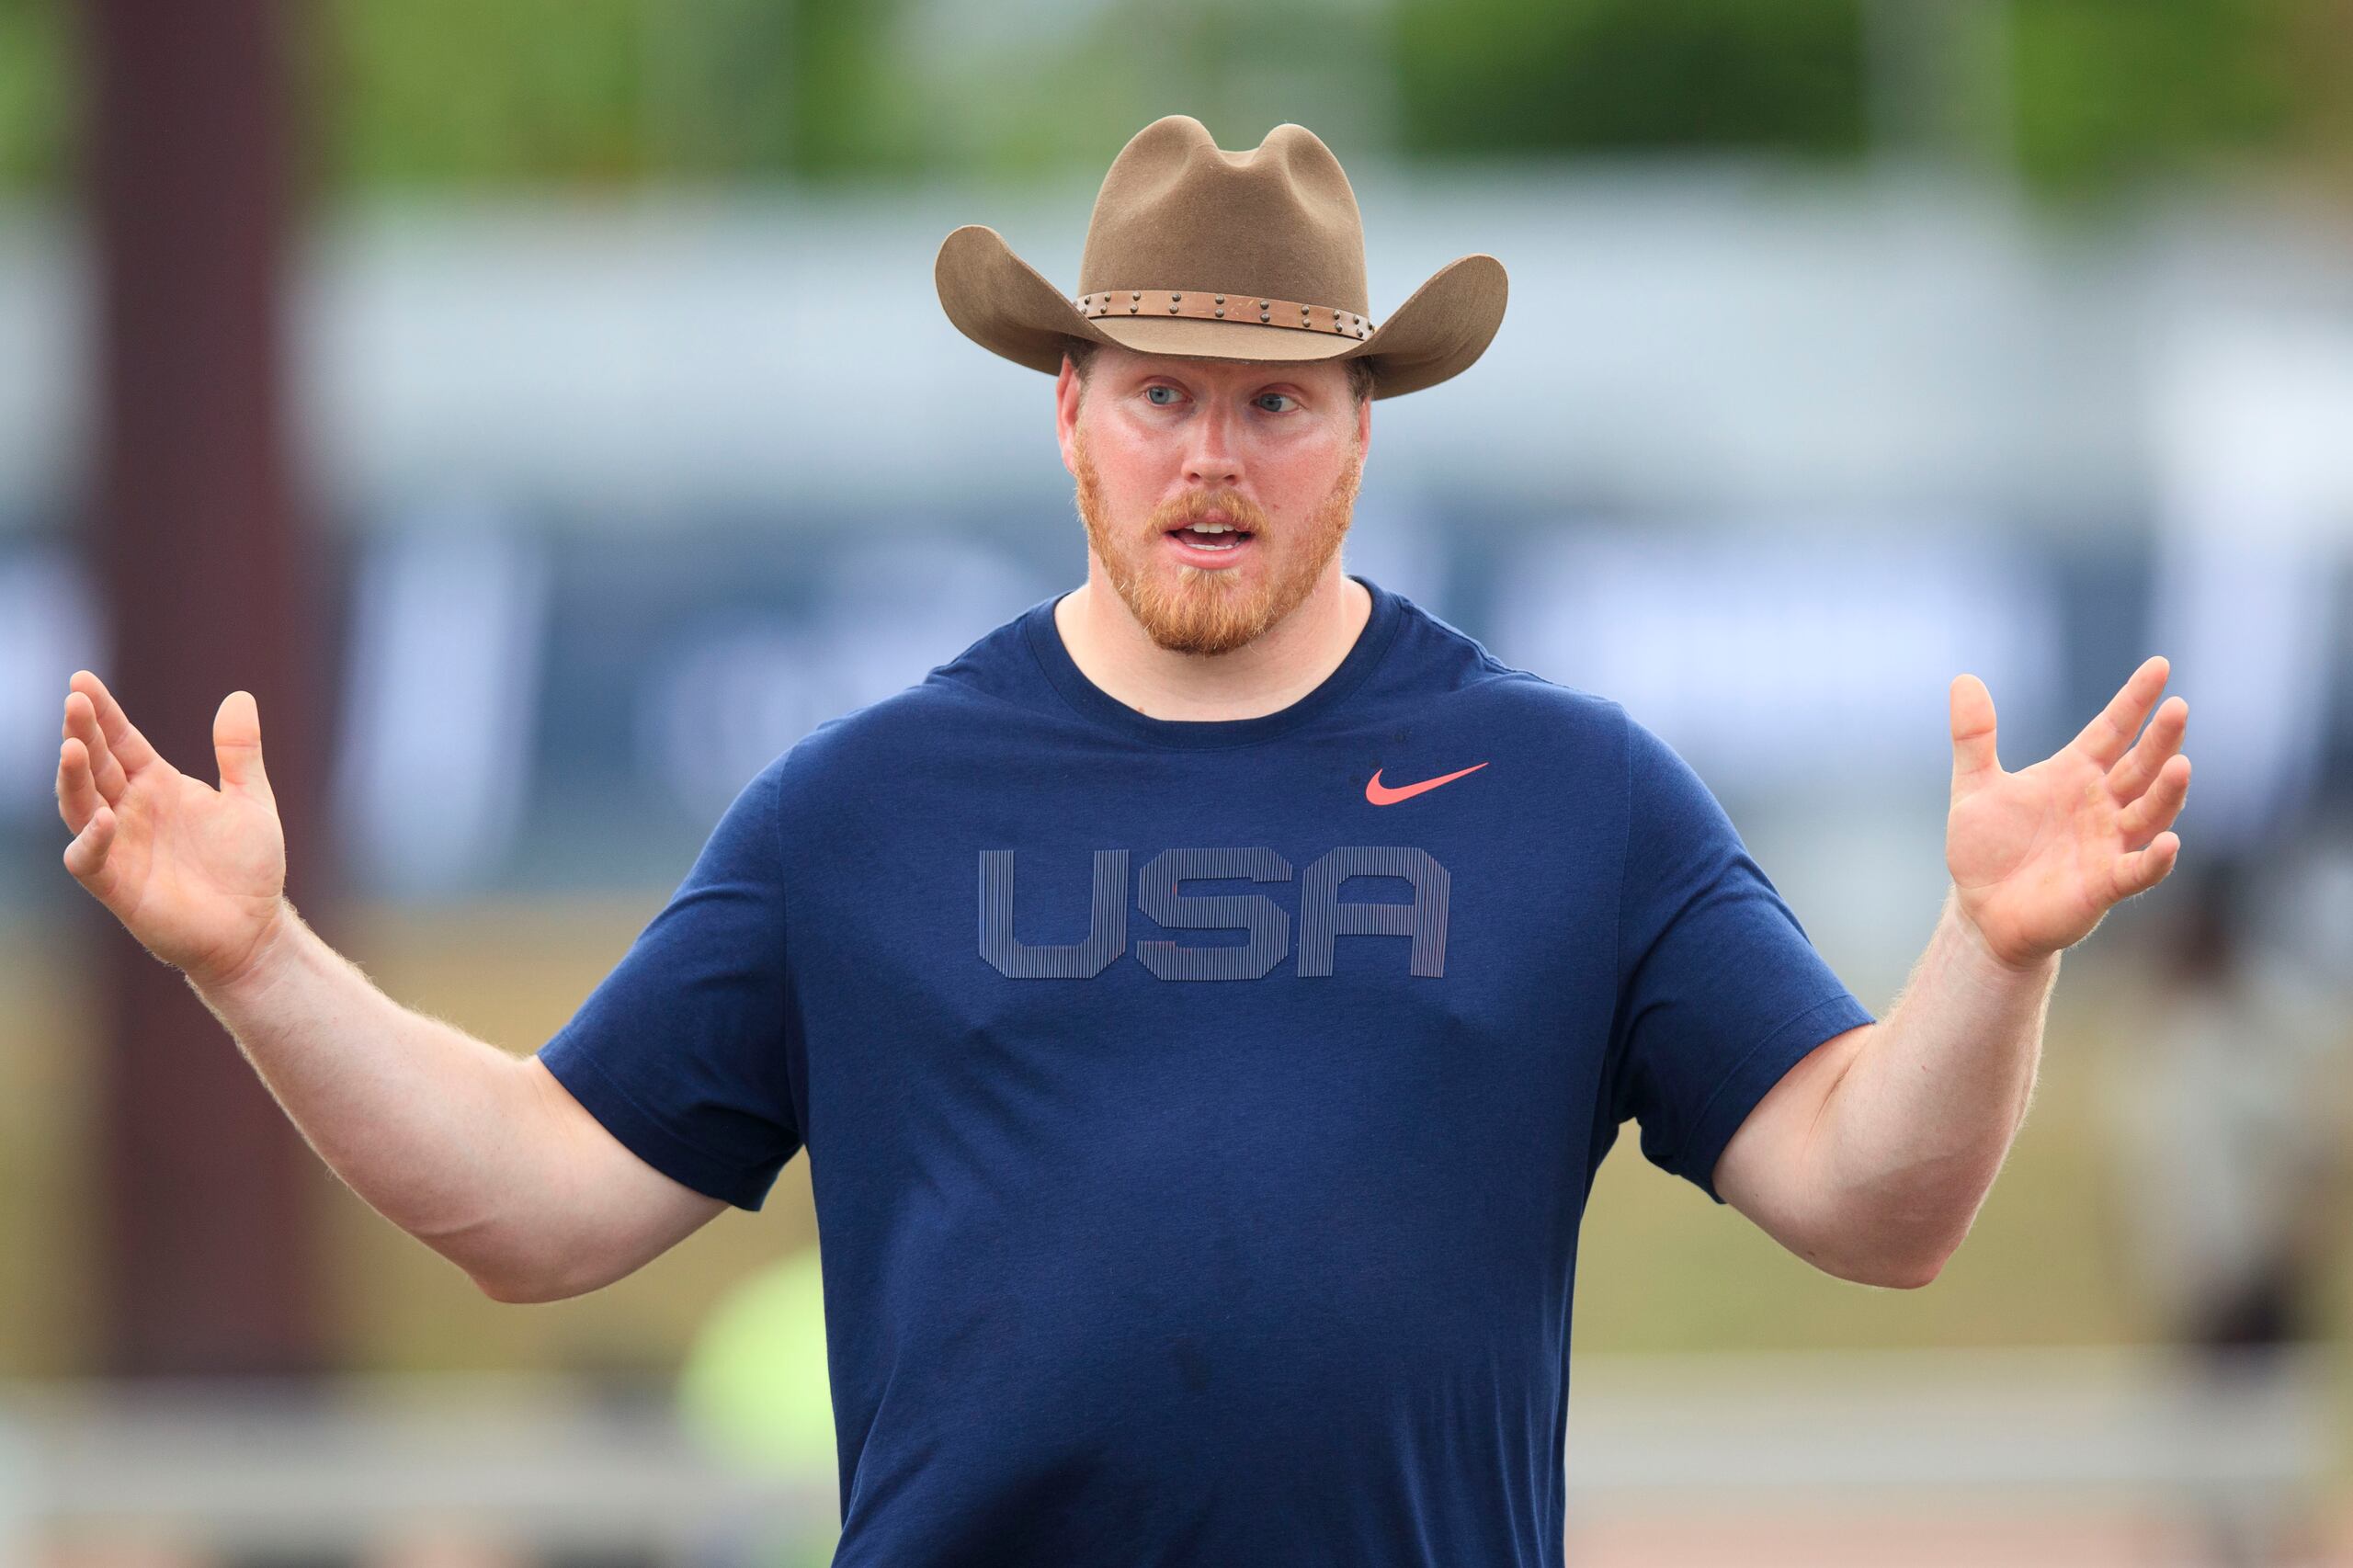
[1076,290,1374,340]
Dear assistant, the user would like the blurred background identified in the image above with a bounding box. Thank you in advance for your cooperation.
[2,0,2351,1563]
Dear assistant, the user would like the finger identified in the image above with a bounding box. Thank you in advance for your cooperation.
[1949,674,2001,790]
[67,670,165,776]
[56,736,103,835]
[2070,654,2170,771]
[2110,830,2180,902]
[2119,752,2190,843]
[2108,694,2188,802]
[213,689,272,801]
[62,690,129,804]
[62,800,118,884]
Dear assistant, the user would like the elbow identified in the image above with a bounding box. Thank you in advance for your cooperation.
[418,1205,595,1304]
[473,1266,555,1304]
[1876,1256,1945,1290]
[1790,1223,1949,1290]
[1808,1186,1966,1290]
[412,1223,546,1303]
[469,1244,619,1304]
[1815,1255,1941,1290]
[1853,1242,1950,1290]
[1803,1222,1951,1290]
[451,1233,580,1305]
[470,1250,604,1304]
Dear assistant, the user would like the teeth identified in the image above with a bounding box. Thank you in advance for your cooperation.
[1187,522,1233,533]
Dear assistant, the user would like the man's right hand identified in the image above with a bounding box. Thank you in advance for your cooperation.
[56,670,290,993]
[55,669,725,1301]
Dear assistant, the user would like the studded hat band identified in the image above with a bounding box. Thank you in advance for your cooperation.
[1076,290,1375,340]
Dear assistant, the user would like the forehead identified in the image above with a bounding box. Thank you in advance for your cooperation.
[1088,342,1350,390]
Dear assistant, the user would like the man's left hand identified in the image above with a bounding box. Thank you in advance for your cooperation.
[1945,655,2190,971]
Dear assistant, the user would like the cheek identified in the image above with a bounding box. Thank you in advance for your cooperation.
[1255,438,1352,519]
[1086,426,1177,512]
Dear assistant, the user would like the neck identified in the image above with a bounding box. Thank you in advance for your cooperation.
[1053,564,1373,722]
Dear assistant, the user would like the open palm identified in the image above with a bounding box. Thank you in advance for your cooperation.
[56,671,288,990]
[1946,655,2189,971]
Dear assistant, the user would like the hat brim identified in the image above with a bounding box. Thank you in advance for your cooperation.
[934,224,1506,400]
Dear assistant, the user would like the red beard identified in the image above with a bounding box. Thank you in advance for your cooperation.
[1072,433,1363,657]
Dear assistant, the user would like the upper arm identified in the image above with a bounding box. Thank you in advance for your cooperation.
[1711,1021,1875,1266]
[513,760,805,1300]
[507,1054,731,1301]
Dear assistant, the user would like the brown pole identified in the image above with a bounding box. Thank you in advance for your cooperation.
[82,0,332,1377]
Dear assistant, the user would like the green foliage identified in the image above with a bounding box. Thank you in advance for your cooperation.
[0,0,2341,199]
[320,0,933,185]
[2008,0,2341,196]
[0,0,68,191]
[1391,0,1871,158]
[782,0,922,178]
[324,0,655,187]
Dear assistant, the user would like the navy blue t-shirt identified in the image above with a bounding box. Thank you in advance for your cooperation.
[536,572,1875,1567]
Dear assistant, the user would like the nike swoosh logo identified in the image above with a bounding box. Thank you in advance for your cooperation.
[1366,762,1489,806]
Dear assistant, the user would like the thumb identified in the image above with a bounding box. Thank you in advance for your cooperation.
[1949,674,2000,792]
[214,689,273,801]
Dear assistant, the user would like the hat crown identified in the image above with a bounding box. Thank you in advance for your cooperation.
[1076,117,1369,316]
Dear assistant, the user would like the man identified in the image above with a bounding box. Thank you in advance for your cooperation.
[56,115,2191,1566]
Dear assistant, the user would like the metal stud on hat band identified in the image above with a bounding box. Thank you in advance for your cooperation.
[1074,290,1374,339]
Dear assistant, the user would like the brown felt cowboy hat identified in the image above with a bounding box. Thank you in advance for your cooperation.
[935,115,1507,400]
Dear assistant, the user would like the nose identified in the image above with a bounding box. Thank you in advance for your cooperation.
[1183,400,1242,488]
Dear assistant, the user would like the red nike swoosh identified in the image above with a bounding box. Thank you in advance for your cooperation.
[1366,762,1489,806]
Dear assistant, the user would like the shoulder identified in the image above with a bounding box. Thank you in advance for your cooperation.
[757,617,1045,834]
[1385,591,1631,752]
[764,678,982,798]
[1378,594,1748,853]
[773,610,1035,767]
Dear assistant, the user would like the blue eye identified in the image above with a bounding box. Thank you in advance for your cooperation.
[1144,384,1178,405]
[1256,392,1297,413]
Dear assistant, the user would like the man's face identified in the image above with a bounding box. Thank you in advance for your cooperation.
[1055,342,1370,657]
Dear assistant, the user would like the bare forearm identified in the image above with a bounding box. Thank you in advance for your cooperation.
[1808,885,2061,1282]
[187,897,554,1294]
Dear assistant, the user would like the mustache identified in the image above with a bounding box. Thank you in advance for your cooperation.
[1152,487,1271,534]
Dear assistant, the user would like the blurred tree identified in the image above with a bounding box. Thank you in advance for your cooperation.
[2008,0,2352,197]
[1391,0,1871,158]
[324,0,654,186]
[0,2,2347,199]
[1861,0,2018,172]
[886,0,1392,184]
[0,0,68,190]
[85,0,331,1379]
[779,0,925,177]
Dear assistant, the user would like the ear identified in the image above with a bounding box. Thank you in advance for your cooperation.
[1054,353,1083,476]
[1355,381,1371,460]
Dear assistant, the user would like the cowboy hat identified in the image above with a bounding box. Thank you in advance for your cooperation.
[935,115,1506,400]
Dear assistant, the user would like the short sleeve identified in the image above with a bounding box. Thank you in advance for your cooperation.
[1608,710,1876,1205]
[535,761,803,1211]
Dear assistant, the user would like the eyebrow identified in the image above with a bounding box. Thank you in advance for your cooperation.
[1136,373,1313,398]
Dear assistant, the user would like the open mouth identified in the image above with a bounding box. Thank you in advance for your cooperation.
[1164,521,1256,564]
